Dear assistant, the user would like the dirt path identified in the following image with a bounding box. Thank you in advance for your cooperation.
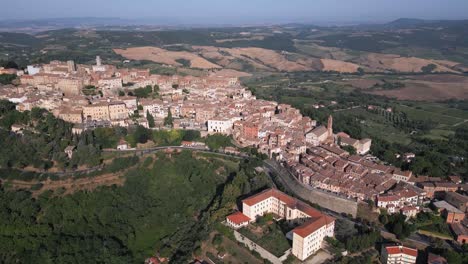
[3,172,124,196]
[453,119,468,127]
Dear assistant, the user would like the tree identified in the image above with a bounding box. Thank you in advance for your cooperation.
[118,90,125,96]
[153,85,160,93]
[357,67,365,75]
[134,86,153,98]
[133,125,151,144]
[1,60,19,69]
[342,145,357,155]
[0,74,17,85]
[212,234,223,247]
[421,63,437,73]
[147,111,155,128]
[164,108,173,128]
[379,214,388,225]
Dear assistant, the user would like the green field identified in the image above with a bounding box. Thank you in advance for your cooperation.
[239,221,291,257]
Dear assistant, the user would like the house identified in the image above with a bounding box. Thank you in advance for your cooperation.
[400,206,418,219]
[226,211,250,229]
[11,124,26,134]
[418,182,458,199]
[392,169,413,183]
[381,245,418,264]
[449,176,462,184]
[117,139,129,150]
[433,200,465,224]
[377,195,400,209]
[444,192,468,213]
[64,146,76,159]
[450,223,468,244]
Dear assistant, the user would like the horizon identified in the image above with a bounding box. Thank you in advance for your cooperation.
[1,0,468,25]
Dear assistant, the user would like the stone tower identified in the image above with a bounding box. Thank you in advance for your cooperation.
[327,115,333,140]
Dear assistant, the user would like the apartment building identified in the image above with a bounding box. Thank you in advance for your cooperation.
[58,108,83,124]
[237,189,335,261]
[109,102,128,120]
[208,118,235,135]
[98,77,122,89]
[381,245,418,264]
[83,103,110,121]
[56,77,83,96]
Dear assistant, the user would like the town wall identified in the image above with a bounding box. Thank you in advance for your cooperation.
[264,160,359,217]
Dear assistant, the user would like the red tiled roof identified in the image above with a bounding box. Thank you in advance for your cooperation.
[385,246,418,257]
[378,195,399,202]
[242,189,335,237]
[227,212,250,224]
[242,188,295,207]
[293,215,335,238]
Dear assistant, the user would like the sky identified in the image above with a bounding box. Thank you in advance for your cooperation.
[2,0,468,24]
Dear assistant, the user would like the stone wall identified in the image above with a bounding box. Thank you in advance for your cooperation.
[264,160,358,217]
[233,230,290,264]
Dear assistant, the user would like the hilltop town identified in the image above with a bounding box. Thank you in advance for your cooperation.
[1,57,468,263]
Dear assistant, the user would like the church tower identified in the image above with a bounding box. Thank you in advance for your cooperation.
[327,115,333,140]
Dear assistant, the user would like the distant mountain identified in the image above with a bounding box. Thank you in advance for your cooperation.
[386,18,428,27]
[0,17,141,33]
[385,18,468,28]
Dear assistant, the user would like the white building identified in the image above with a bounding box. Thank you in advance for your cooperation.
[226,212,250,229]
[208,118,234,135]
[233,189,335,261]
[140,99,165,118]
[117,139,129,150]
[381,245,417,264]
[27,65,41,75]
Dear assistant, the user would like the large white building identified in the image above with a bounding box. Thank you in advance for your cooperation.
[381,245,418,264]
[228,189,335,261]
[207,116,241,135]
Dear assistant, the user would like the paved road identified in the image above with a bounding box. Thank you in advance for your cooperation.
[262,159,452,251]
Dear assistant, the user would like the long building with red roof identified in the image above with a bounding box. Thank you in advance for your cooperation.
[228,188,335,261]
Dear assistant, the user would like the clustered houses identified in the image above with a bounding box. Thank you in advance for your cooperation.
[0,57,245,130]
[226,189,335,261]
[377,184,424,218]
[5,58,468,246]
[2,58,431,207]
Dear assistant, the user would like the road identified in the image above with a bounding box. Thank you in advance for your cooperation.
[10,146,248,178]
[333,105,362,112]
[262,159,447,250]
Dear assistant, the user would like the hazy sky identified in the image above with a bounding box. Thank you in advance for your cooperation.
[2,0,468,24]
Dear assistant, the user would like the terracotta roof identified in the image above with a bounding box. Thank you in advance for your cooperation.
[243,189,335,237]
[227,212,251,224]
[292,215,335,238]
[385,246,418,257]
[378,195,399,202]
[242,188,295,207]
[451,223,468,236]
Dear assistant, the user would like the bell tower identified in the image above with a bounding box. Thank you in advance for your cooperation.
[327,115,333,140]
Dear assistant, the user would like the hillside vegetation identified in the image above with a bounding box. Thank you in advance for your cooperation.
[0,150,272,263]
